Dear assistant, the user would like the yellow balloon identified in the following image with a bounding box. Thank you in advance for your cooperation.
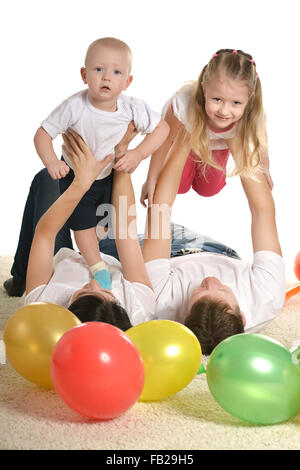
[126,320,202,401]
[3,302,81,389]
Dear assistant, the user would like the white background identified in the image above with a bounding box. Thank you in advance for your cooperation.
[1,0,299,280]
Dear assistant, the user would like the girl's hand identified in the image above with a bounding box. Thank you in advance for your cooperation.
[62,130,113,191]
[140,178,157,207]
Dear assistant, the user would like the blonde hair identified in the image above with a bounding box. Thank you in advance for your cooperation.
[85,37,132,73]
[186,49,268,178]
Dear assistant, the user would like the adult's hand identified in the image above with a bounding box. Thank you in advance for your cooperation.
[114,121,138,156]
[62,130,113,191]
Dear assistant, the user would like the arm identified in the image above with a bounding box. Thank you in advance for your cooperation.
[140,106,185,207]
[114,121,138,155]
[26,132,113,295]
[34,127,70,179]
[260,147,274,190]
[142,127,191,263]
[111,169,153,289]
[226,135,274,190]
[113,118,170,174]
[240,173,282,255]
[135,119,170,161]
[226,137,280,254]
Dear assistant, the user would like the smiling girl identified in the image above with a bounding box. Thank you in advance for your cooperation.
[141,48,273,207]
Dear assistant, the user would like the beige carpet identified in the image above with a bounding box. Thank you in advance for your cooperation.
[1,255,300,451]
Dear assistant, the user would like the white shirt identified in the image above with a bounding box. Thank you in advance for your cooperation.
[41,90,162,179]
[162,83,236,150]
[145,250,286,333]
[24,248,156,326]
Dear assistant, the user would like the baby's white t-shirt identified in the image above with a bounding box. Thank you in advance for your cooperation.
[162,83,236,151]
[24,248,156,326]
[41,90,162,179]
[145,250,286,333]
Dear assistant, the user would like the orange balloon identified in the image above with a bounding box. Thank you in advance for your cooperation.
[285,284,300,302]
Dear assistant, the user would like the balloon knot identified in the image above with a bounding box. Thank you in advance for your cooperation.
[197,363,206,375]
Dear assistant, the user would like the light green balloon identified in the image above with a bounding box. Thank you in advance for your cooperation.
[206,334,300,424]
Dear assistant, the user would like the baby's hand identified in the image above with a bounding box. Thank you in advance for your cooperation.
[140,178,157,207]
[47,160,70,180]
[113,149,143,174]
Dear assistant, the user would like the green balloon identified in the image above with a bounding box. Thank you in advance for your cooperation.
[206,334,300,424]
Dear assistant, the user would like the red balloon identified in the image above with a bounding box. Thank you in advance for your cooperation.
[51,322,144,420]
[294,252,300,281]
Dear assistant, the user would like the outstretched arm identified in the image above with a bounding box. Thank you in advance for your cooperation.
[142,127,191,263]
[240,173,282,255]
[26,132,112,295]
[140,106,185,207]
[111,170,153,289]
[227,136,280,254]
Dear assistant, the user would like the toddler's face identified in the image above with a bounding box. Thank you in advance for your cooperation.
[202,73,250,132]
[81,45,132,110]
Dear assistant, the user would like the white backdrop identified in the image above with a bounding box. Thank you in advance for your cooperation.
[1,0,299,280]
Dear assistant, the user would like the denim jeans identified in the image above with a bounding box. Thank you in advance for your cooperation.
[99,223,240,260]
[10,169,239,280]
[11,169,74,279]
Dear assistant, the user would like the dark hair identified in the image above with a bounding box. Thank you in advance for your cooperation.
[184,297,244,355]
[68,295,133,331]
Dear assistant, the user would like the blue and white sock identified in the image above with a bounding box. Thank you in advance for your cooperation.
[90,261,112,290]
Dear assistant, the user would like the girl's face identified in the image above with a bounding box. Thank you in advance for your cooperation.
[202,73,251,132]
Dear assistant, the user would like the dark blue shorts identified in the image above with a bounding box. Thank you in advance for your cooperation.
[59,163,113,231]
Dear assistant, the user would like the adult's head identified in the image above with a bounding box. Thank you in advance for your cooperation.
[68,279,132,331]
[184,276,245,354]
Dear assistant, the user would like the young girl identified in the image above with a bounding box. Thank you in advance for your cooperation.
[140,48,273,207]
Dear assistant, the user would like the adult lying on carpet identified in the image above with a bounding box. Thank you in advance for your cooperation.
[4,123,239,299]
[21,130,157,331]
[6,126,234,333]
[4,126,285,353]
[140,127,286,353]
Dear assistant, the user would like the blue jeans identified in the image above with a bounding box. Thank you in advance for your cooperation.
[99,223,240,260]
[10,169,239,280]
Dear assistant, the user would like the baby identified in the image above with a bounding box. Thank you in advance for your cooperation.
[34,37,169,289]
